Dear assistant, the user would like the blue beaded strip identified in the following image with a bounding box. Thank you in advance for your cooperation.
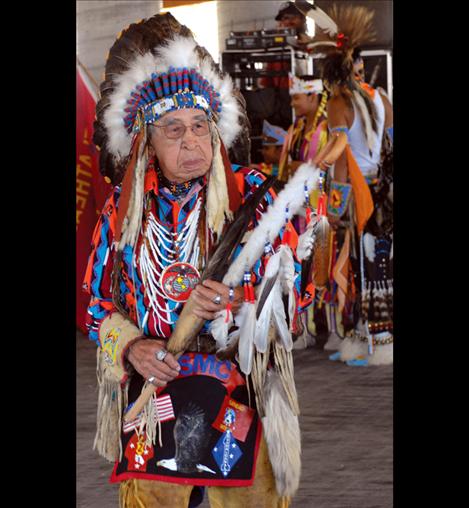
[123,66,222,133]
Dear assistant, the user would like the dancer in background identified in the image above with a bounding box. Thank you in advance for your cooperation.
[251,120,287,178]
[296,2,393,365]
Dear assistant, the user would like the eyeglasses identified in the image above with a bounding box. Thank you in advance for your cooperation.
[152,119,210,140]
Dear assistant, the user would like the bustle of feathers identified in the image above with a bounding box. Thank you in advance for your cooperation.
[93,13,250,184]
[309,4,376,54]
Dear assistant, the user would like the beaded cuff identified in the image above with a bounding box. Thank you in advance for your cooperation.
[327,180,352,218]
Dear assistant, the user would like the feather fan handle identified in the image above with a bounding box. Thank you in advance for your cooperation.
[223,163,320,287]
[304,5,338,36]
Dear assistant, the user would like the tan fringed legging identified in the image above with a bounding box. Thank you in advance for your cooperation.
[119,437,290,508]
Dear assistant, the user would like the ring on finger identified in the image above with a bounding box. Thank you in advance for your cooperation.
[212,294,222,305]
[147,375,158,385]
[155,348,168,362]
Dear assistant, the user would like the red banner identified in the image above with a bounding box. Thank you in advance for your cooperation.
[76,63,112,333]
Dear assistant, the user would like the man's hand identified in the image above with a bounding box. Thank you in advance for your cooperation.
[191,280,244,320]
[127,339,181,387]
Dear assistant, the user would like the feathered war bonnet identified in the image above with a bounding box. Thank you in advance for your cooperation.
[298,3,379,152]
[93,12,249,252]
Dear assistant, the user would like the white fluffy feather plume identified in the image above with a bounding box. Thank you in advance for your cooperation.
[367,341,393,365]
[296,216,320,261]
[210,309,233,350]
[103,34,241,159]
[223,162,320,287]
[262,370,301,497]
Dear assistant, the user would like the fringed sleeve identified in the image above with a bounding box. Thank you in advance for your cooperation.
[83,186,121,344]
[82,186,141,462]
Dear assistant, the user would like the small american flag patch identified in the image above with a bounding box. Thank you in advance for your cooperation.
[123,394,175,434]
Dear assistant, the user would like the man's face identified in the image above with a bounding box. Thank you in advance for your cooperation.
[278,14,304,30]
[291,93,319,117]
[149,108,213,183]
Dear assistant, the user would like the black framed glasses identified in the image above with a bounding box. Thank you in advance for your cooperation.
[152,119,210,140]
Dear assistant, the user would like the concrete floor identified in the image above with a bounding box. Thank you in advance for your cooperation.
[77,332,392,508]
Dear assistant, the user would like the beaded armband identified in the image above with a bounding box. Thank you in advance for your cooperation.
[98,312,142,383]
[329,125,350,138]
[327,180,352,218]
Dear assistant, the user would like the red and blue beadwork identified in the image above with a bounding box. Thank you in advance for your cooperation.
[123,66,222,133]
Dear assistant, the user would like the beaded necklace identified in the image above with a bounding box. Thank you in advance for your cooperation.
[137,189,203,335]
[155,164,195,200]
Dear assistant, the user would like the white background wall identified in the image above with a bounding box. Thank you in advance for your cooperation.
[76,0,163,87]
